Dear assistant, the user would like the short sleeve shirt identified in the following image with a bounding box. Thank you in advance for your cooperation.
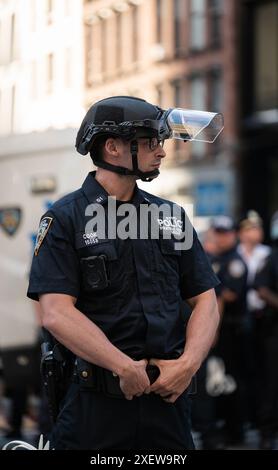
[28,172,219,359]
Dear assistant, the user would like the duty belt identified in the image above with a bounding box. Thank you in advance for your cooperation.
[73,358,160,399]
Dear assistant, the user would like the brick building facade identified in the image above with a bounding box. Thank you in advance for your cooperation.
[84,0,240,225]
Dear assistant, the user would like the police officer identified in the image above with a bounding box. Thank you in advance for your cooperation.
[209,216,248,446]
[27,96,220,450]
[254,211,278,449]
[237,211,270,425]
[238,211,270,317]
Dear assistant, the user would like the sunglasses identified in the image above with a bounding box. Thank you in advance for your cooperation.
[138,136,165,150]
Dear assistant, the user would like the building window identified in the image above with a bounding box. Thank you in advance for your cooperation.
[174,0,183,54]
[64,0,71,17]
[65,48,71,88]
[100,19,107,76]
[0,22,4,66]
[46,0,54,25]
[172,79,183,153]
[208,0,222,48]
[31,61,37,100]
[47,53,54,93]
[30,0,37,31]
[131,5,139,63]
[190,0,206,51]
[115,13,122,71]
[190,75,206,158]
[11,85,16,133]
[10,14,15,61]
[208,69,223,153]
[209,69,223,112]
[254,2,278,111]
[156,0,162,44]
[173,79,182,107]
[0,90,2,132]
[156,84,163,107]
[85,23,93,85]
[191,75,206,110]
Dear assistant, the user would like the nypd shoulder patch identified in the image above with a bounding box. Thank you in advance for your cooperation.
[34,217,53,256]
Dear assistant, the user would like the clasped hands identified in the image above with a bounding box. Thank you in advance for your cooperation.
[119,357,193,403]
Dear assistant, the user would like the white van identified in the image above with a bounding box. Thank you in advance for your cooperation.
[0,128,91,354]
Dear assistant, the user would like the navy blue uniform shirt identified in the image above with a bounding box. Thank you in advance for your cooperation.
[28,172,219,359]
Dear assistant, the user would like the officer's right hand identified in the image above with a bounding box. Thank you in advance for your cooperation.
[119,359,150,400]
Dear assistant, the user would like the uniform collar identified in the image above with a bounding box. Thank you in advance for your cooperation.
[81,171,109,205]
[82,171,150,206]
[132,185,150,207]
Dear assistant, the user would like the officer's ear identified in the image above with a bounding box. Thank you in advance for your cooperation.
[104,138,121,157]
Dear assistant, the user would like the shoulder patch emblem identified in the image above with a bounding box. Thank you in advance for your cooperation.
[228,259,245,278]
[34,217,53,256]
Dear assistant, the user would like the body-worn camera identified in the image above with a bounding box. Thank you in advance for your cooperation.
[81,255,110,290]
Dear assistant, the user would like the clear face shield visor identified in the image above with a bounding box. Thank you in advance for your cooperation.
[161,108,224,143]
[76,107,224,156]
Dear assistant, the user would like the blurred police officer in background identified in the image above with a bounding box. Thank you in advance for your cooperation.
[191,227,223,449]
[27,96,221,450]
[238,211,270,426]
[209,216,248,446]
[238,211,270,319]
[254,211,278,449]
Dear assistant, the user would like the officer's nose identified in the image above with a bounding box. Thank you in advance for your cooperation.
[155,144,166,159]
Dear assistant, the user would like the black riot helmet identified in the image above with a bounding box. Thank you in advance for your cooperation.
[75,96,165,181]
[76,95,224,181]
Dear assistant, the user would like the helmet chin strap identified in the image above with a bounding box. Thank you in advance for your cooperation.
[130,140,159,181]
[91,140,160,182]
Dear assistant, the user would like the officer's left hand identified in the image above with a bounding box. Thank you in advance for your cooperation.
[144,358,193,403]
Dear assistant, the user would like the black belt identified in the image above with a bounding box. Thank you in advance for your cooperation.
[73,359,160,399]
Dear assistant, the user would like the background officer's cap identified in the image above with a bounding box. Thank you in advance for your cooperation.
[238,210,263,231]
[211,216,236,232]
